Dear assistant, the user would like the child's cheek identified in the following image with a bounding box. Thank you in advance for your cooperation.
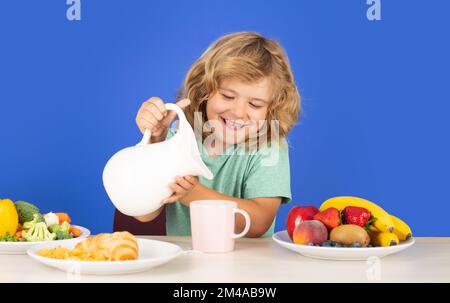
[206,95,227,119]
[214,98,232,113]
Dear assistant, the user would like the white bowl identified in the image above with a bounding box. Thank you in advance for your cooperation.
[0,225,90,255]
[273,230,415,261]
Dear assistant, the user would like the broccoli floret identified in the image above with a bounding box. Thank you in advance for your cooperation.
[23,214,45,229]
[0,232,19,242]
[22,222,56,242]
[55,230,73,240]
[35,214,45,223]
[48,222,72,240]
[48,224,59,233]
[14,201,40,224]
[60,221,70,233]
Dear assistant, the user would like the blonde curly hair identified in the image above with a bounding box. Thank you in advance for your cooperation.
[178,31,300,148]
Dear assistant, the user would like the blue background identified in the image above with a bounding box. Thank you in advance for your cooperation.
[1,1,449,236]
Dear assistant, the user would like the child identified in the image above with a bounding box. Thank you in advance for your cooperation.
[134,32,300,237]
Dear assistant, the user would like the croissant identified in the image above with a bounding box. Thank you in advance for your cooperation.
[74,231,138,261]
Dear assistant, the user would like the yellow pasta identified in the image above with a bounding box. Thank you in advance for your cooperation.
[37,246,107,261]
[37,232,138,261]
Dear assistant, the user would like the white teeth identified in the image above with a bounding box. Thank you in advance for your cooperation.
[224,119,249,129]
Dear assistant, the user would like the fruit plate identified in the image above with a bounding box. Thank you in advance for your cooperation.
[27,238,184,275]
[0,225,90,255]
[272,230,415,261]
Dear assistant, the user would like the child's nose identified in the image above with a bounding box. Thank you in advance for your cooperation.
[231,100,247,119]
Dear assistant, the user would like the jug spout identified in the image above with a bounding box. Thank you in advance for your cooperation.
[189,152,213,180]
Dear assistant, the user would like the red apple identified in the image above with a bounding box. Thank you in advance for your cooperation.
[286,205,319,240]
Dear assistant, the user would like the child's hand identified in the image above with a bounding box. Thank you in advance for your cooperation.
[136,97,191,142]
[162,176,199,204]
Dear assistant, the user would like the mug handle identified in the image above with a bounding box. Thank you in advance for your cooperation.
[232,208,251,239]
[136,103,187,146]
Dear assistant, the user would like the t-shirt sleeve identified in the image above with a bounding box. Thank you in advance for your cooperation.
[166,127,176,139]
[242,138,292,204]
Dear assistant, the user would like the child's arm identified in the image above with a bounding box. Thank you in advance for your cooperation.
[179,182,281,238]
[136,176,282,236]
[134,206,164,223]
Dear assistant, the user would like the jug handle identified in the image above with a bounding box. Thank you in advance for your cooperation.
[136,103,187,146]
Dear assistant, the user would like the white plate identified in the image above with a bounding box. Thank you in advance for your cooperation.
[27,238,184,275]
[272,230,415,261]
[0,225,90,255]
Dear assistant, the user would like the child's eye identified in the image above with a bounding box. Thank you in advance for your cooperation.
[250,103,263,109]
[221,94,235,100]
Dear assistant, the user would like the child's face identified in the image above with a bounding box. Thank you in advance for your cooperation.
[206,77,272,146]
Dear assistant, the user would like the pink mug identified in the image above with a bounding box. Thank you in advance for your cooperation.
[190,200,251,253]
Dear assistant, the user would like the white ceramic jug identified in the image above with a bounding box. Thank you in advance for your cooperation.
[102,103,213,217]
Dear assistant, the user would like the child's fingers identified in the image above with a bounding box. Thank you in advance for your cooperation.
[169,182,186,195]
[142,106,169,130]
[184,175,199,185]
[143,104,164,123]
[175,176,194,191]
[141,104,167,127]
[136,116,156,133]
[144,103,165,121]
[140,109,161,126]
[140,98,167,127]
[137,114,161,133]
[147,97,168,117]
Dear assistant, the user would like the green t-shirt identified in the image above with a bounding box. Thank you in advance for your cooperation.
[165,128,292,237]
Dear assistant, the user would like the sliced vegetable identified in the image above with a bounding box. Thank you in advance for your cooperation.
[55,213,71,224]
[69,226,81,238]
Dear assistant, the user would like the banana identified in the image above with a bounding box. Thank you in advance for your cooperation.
[319,196,395,233]
[390,215,412,241]
[369,230,399,247]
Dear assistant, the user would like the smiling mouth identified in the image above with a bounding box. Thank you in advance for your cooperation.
[219,117,251,131]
